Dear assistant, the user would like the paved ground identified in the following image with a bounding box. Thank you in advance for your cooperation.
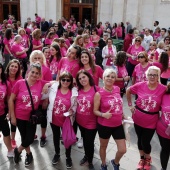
[0,55,170,170]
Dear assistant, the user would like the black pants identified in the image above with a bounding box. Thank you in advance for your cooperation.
[78,124,97,163]
[134,124,155,154]
[126,61,136,77]
[50,123,71,158]
[38,105,47,129]
[158,134,170,170]
[0,114,10,137]
[17,119,36,148]
[161,78,168,86]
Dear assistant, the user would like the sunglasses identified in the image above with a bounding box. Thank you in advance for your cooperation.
[148,74,158,78]
[135,40,140,42]
[61,78,71,82]
[165,39,170,41]
[138,55,145,59]
[150,44,156,46]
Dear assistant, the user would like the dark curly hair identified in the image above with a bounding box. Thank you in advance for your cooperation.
[0,63,7,85]
[114,51,127,66]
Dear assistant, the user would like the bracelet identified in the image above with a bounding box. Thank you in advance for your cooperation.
[100,112,103,117]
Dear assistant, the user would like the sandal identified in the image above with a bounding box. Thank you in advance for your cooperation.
[137,159,145,170]
[143,158,152,170]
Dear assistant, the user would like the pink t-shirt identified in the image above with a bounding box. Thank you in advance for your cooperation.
[116,27,122,38]
[11,42,27,59]
[58,57,80,78]
[132,63,151,84]
[32,39,42,51]
[42,65,52,81]
[21,34,29,48]
[80,66,103,86]
[60,47,67,57]
[152,62,163,73]
[45,38,53,46]
[114,65,128,88]
[65,39,70,48]
[148,50,159,61]
[52,89,71,127]
[161,57,170,78]
[97,86,123,127]
[156,94,170,139]
[127,45,145,65]
[3,38,13,54]
[0,82,10,116]
[49,58,60,75]
[106,47,114,66]
[130,82,166,129]
[12,79,47,120]
[25,28,31,36]
[84,41,94,49]
[8,76,23,92]
[153,33,160,40]
[76,86,99,129]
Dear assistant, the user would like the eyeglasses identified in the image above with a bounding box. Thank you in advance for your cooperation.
[54,25,58,27]
[34,57,41,60]
[148,74,158,78]
[150,44,156,46]
[61,78,71,82]
[165,39,170,41]
[31,71,39,75]
[135,40,141,42]
[138,55,145,59]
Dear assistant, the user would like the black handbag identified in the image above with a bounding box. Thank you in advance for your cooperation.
[25,80,43,124]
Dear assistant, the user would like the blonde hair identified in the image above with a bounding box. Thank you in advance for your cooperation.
[29,50,47,66]
[18,28,26,35]
[103,68,117,79]
[145,66,161,82]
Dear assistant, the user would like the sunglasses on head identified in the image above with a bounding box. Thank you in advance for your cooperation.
[135,40,140,42]
[138,55,145,59]
[61,78,71,82]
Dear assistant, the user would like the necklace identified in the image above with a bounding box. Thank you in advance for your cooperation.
[104,87,113,93]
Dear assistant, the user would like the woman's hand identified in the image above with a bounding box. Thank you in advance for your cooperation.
[129,106,135,114]
[42,83,50,94]
[11,116,17,126]
[68,109,74,116]
[42,99,49,109]
[124,76,130,82]
[103,112,112,119]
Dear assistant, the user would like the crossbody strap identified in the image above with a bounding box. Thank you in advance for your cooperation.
[25,80,35,113]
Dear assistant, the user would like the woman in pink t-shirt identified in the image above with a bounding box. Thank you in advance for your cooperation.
[42,47,50,67]
[32,29,43,51]
[44,31,55,47]
[126,36,145,77]
[6,59,22,149]
[102,38,117,70]
[114,51,130,97]
[9,63,51,166]
[126,66,167,170]
[47,72,77,168]
[11,35,28,78]
[76,70,98,169]
[156,85,170,170]
[0,63,14,158]
[57,45,81,80]
[3,28,14,69]
[29,50,52,144]
[49,43,62,80]
[132,51,151,85]
[60,38,68,57]
[161,45,170,85]
[90,28,100,48]
[115,23,123,40]
[18,28,30,48]
[83,34,94,49]
[147,41,159,62]
[79,50,103,86]
[94,68,126,170]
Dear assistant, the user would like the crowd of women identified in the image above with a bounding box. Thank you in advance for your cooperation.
[0,16,170,170]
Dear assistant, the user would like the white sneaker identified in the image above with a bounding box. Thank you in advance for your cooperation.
[7,149,14,158]
[77,137,83,148]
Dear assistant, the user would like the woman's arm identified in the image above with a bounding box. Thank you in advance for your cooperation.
[8,93,17,126]
[93,92,112,119]
[126,87,135,114]
[5,44,12,55]
[16,48,28,55]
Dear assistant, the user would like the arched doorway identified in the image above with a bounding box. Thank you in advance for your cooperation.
[0,0,20,22]
[63,0,98,25]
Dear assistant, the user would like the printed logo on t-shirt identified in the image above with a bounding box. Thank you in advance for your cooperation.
[141,96,157,111]
[77,96,91,115]
[137,72,147,82]
[22,95,39,108]
[108,96,123,113]
[163,112,170,124]
[0,91,5,100]
[53,99,66,115]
